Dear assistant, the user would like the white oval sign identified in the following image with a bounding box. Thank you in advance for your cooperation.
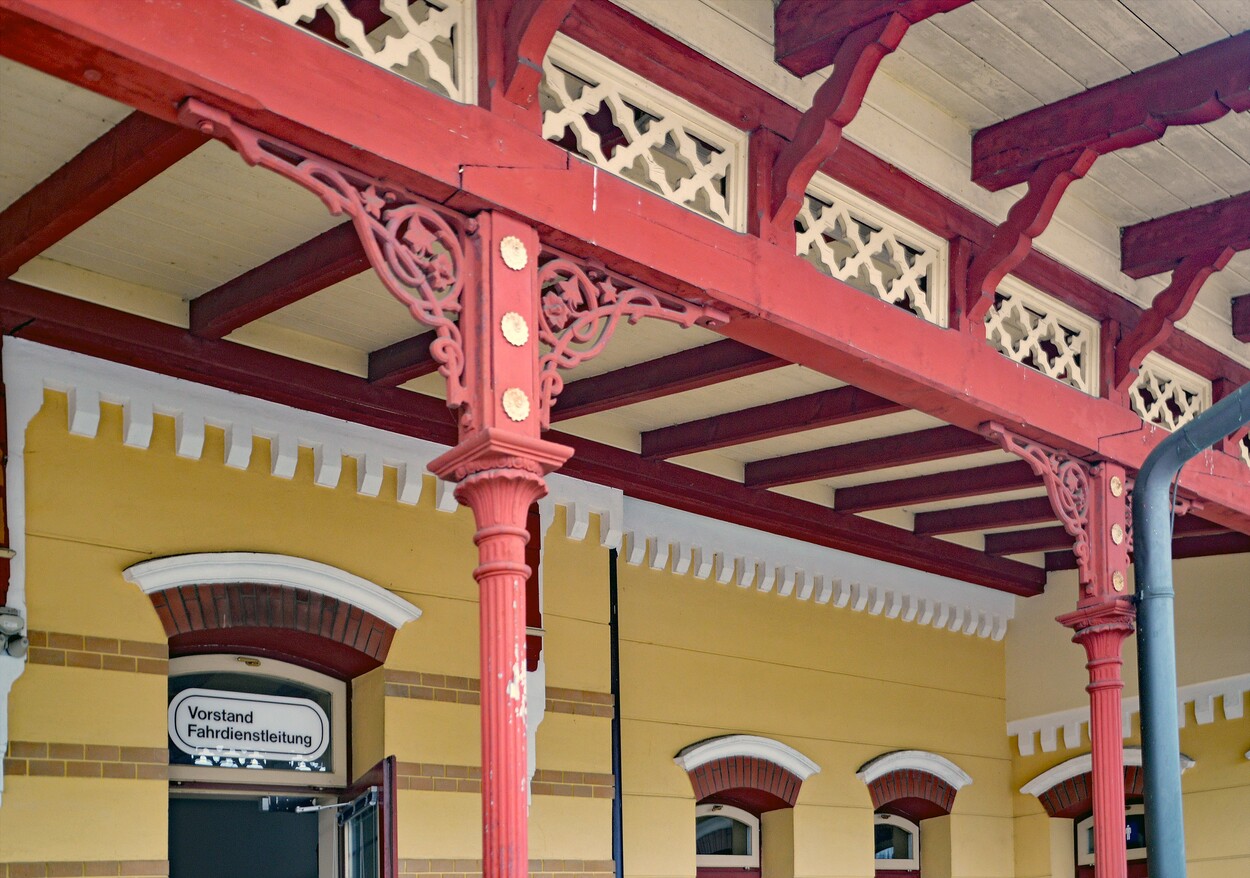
[168,688,330,762]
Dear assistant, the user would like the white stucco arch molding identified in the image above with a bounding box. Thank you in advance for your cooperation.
[1020,747,1195,798]
[856,750,974,789]
[123,552,422,629]
[675,735,822,780]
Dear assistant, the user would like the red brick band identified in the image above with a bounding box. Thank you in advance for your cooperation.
[688,755,802,812]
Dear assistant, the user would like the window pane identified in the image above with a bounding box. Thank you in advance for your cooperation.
[696,814,752,856]
[874,823,913,860]
[1125,813,1146,850]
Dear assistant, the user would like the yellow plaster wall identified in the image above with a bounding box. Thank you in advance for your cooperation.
[616,553,1014,878]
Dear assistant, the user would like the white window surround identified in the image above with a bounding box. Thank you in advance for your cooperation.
[873,812,920,870]
[1008,672,1250,756]
[123,552,421,629]
[1020,747,1195,798]
[855,750,973,791]
[674,734,821,781]
[695,803,760,868]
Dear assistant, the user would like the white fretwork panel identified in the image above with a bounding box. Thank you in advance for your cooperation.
[985,276,1100,395]
[799,174,949,326]
[1128,353,1212,432]
[241,0,475,102]
[541,35,747,231]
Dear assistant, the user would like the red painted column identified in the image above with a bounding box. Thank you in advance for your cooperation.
[430,212,572,878]
[1059,600,1135,878]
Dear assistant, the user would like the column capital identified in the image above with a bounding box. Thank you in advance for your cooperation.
[428,428,572,484]
[1057,596,1136,641]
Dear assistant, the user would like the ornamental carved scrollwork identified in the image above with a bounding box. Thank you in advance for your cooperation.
[535,252,729,429]
[178,99,473,419]
[983,423,1094,582]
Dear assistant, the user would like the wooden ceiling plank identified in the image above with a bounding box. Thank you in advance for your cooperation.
[189,222,368,338]
[1119,0,1232,54]
[0,279,1045,596]
[0,110,206,278]
[972,31,1250,191]
[834,460,1039,513]
[1120,190,1250,279]
[745,424,992,489]
[551,339,785,422]
[913,496,1056,535]
[641,385,905,460]
[368,329,439,386]
[1042,0,1176,72]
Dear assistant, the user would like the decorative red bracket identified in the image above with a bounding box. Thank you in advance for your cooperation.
[1112,247,1235,393]
[770,13,909,229]
[965,150,1097,326]
[536,250,729,429]
[500,0,575,108]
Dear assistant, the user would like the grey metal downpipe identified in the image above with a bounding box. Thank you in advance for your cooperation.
[1133,381,1249,878]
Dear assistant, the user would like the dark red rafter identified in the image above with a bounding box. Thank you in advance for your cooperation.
[989,516,1229,556]
[965,151,1097,324]
[834,461,1039,513]
[774,0,972,78]
[1234,295,1250,344]
[501,0,574,107]
[551,339,785,422]
[1046,531,1250,571]
[913,496,1055,536]
[973,32,1250,192]
[1120,191,1250,280]
[368,330,439,386]
[0,280,1045,596]
[745,425,992,490]
[1113,247,1236,393]
[189,222,369,338]
[0,111,206,278]
[641,385,905,460]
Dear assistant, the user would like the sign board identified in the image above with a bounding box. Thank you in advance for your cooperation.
[168,688,331,762]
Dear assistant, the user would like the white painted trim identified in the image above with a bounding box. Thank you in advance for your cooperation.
[855,750,973,791]
[1020,747,1195,797]
[695,803,759,868]
[1008,673,1250,756]
[873,812,919,870]
[622,497,1015,641]
[122,553,421,629]
[674,735,820,780]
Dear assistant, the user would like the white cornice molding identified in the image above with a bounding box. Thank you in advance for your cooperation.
[855,750,973,790]
[674,735,820,780]
[1020,747,1195,797]
[122,552,422,628]
[1008,673,1250,756]
[621,498,1015,640]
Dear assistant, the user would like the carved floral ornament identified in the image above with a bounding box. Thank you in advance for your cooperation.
[178,100,726,437]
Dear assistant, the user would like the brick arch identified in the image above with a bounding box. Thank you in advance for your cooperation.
[856,750,973,822]
[1023,749,1194,820]
[675,735,820,815]
[124,553,421,679]
[151,582,395,679]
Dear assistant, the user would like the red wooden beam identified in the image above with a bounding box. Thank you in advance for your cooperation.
[189,222,368,338]
[368,330,439,386]
[0,111,206,278]
[913,496,1055,536]
[993,515,1229,556]
[641,385,904,460]
[1234,295,1250,344]
[1046,530,1249,570]
[1120,191,1250,280]
[974,32,1250,191]
[774,0,971,78]
[551,339,785,422]
[834,461,1039,513]
[745,424,991,489]
[1112,248,1235,393]
[502,0,574,107]
[0,280,1045,595]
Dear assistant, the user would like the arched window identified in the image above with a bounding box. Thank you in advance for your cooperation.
[696,803,759,868]
[874,813,920,870]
